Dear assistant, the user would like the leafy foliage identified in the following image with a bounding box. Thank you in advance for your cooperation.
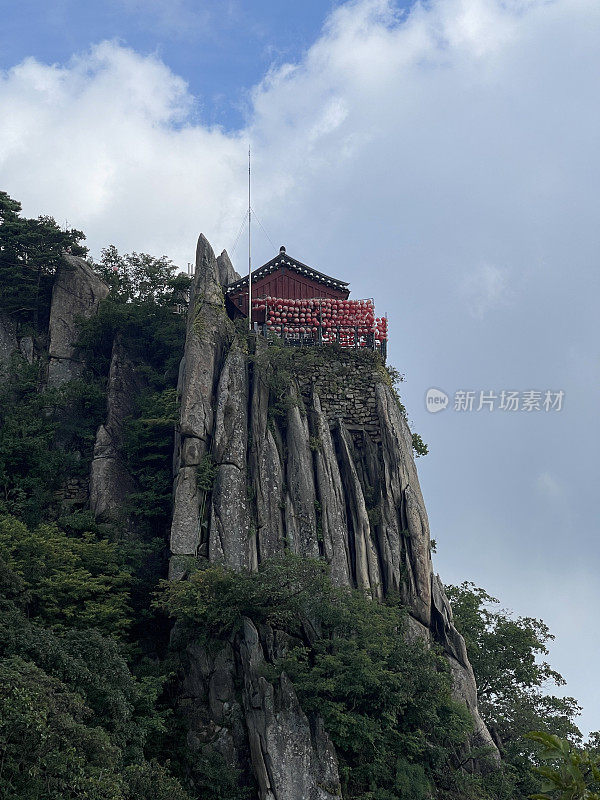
[0,359,66,523]
[0,515,132,636]
[0,539,190,799]
[157,554,331,640]
[73,248,189,641]
[0,357,106,525]
[0,655,124,799]
[159,555,502,800]
[412,432,429,457]
[93,245,190,306]
[277,593,474,799]
[77,246,190,387]
[525,732,600,800]
[196,453,218,492]
[446,581,583,798]
[0,650,191,800]
[122,388,179,537]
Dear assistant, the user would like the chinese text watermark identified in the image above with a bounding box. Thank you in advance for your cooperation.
[425,388,564,413]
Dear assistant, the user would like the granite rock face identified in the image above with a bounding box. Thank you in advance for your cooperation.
[208,342,254,570]
[176,619,341,800]
[239,619,341,800]
[216,249,241,287]
[169,236,235,577]
[169,234,499,796]
[47,254,109,387]
[89,339,144,521]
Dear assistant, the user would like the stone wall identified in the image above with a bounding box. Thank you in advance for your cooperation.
[295,350,381,443]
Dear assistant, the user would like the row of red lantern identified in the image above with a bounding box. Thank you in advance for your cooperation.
[265,320,386,336]
[251,296,387,340]
[253,298,376,322]
[262,311,386,330]
[266,324,387,342]
[255,297,374,309]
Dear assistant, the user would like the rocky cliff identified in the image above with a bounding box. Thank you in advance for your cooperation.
[47,254,109,387]
[8,239,497,797]
[168,235,499,798]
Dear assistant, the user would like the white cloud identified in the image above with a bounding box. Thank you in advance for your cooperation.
[2,0,600,273]
[536,471,564,499]
[0,42,246,266]
[461,262,510,318]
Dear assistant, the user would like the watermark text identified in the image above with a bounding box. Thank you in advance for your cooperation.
[426,389,564,413]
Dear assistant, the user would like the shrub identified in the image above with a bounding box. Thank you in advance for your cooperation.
[0,515,132,636]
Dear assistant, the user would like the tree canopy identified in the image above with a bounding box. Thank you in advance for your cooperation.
[446,581,583,798]
[0,191,87,332]
[159,556,502,800]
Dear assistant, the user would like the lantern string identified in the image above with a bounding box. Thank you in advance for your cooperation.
[250,207,277,252]
[230,212,248,255]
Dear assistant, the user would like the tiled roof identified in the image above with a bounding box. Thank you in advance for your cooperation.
[225,248,349,293]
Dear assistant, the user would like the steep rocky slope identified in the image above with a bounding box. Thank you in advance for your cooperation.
[4,242,497,797]
[168,235,499,798]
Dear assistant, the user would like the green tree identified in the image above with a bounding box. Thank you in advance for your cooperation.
[122,388,179,537]
[0,359,65,523]
[77,246,190,388]
[92,245,190,306]
[159,556,487,800]
[525,732,600,800]
[0,357,106,525]
[446,582,582,796]
[0,553,191,799]
[0,191,87,332]
[0,515,132,636]
[0,651,192,800]
[0,656,123,800]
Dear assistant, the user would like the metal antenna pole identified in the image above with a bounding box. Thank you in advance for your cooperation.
[248,147,252,331]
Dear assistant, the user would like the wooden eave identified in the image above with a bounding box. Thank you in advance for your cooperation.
[225,252,349,295]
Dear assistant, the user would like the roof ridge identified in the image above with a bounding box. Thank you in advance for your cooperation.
[225,251,349,292]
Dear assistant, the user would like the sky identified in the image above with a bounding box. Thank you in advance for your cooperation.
[1,0,599,735]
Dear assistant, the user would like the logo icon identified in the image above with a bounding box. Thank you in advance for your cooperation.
[425,388,449,413]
